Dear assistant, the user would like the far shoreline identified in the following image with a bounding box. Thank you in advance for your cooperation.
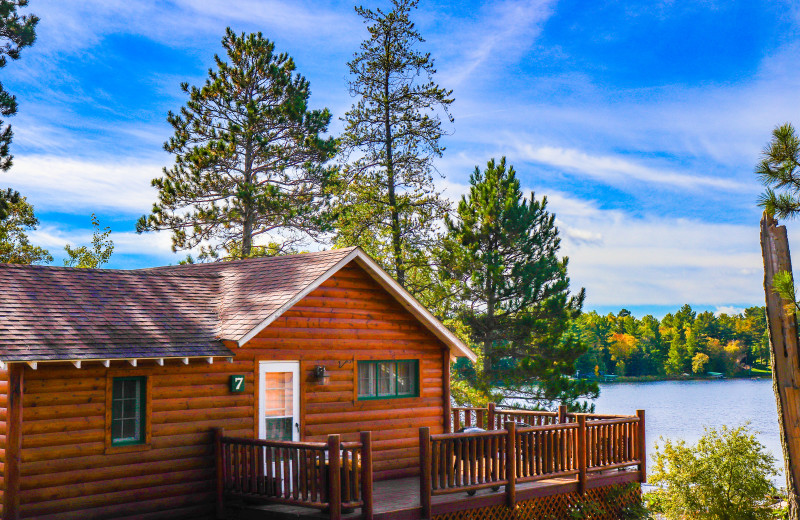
[596,373,772,383]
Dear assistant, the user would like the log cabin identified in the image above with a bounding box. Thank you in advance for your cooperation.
[0,246,645,520]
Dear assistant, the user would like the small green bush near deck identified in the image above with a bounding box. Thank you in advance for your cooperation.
[646,424,780,520]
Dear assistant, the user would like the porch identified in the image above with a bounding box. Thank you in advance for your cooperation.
[214,406,646,520]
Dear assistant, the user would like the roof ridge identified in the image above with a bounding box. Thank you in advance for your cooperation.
[137,246,358,272]
[0,262,221,278]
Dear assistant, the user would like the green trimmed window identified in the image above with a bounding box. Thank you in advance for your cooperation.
[357,360,418,400]
[111,377,146,445]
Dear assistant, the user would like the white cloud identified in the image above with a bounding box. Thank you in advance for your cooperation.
[6,155,161,215]
[438,0,556,87]
[434,174,765,307]
[714,305,746,316]
[514,144,749,192]
[28,222,180,269]
[29,0,360,56]
[546,194,764,307]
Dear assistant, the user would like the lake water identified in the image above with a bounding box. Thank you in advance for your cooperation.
[593,379,786,487]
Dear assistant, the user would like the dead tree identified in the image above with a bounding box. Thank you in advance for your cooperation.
[761,212,800,519]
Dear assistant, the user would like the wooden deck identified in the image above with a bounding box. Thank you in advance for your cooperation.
[224,469,642,520]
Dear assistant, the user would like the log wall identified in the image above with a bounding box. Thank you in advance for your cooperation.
[18,360,253,520]
[0,366,7,516]
[15,260,449,518]
[243,262,448,480]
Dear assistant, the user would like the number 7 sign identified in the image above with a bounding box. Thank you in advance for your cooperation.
[229,375,245,393]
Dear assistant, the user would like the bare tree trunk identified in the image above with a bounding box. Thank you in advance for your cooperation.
[383,35,403,288]
[761,212,800,520]
[241,140,254,259]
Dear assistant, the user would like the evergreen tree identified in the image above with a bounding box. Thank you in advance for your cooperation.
[757,122,800,218]
[334,0,453,297]
[0,195,51,264]
[0,0,38,221]
[137,29,336,260]
[64,214,114,268]
[443,157,595,410]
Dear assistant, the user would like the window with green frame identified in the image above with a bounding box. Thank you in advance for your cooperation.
[111,376,146,446]
[357,360,419,400]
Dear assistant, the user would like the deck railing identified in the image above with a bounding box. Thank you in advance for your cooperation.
[214,428,373,520]
[427,428,509,496]
[421,411,646,518]
[450,403,636,433]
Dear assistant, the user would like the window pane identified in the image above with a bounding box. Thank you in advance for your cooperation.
[263,371,294,441]
[358,362,375,397]
[377,362,396,396]
[123,379,136,399]
[397,361,414,395]
[112,378,144,444]
[111,417,123,440]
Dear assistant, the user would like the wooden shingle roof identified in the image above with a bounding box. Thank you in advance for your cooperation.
[0,247,475,363]
[0,264,228,362]
[144,247,356,340]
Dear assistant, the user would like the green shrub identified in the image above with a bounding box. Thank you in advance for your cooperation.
[647,424,779,520]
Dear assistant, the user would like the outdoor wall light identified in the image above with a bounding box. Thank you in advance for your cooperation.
[313,365,330,385]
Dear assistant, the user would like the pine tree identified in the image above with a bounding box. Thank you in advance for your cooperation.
[442,157,596,410]
[137,29,336,260]
[0,195,51,264]
[757,122,800,218]
[334,0,453,296]
[0,0,38,221]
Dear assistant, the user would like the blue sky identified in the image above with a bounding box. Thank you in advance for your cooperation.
[3,0,800,317]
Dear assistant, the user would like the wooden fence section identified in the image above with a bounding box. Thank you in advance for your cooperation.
[585,416,641,473]
[215,429,373,520]
[450,404,635,433]
[516,423,579,483]
[427,429,509,496]
[420,412,645,519]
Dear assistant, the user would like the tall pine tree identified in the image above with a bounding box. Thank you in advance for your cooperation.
[334,0,453,298]
[443,158,596,411]
[0,0,38,221]
[137,29,336,260]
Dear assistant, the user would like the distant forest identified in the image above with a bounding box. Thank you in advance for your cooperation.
[571,305,769,378]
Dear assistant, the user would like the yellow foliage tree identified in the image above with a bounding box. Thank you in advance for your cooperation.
[691,352,710,374]
[608,333,638,361]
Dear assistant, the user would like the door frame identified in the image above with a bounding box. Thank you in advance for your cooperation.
[257,360,301,441]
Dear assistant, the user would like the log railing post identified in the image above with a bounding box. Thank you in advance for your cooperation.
[328,435,342,520]
[488,402,496,430]
[505,421,516,508]
[360,431,374,520]
[637,410,646,483]
[577,414,587,495]
[214,427,225,519]
[419,427,432,519]
[558,404,567,424]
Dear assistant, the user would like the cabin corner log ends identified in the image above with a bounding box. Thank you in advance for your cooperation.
[761,213,800,518]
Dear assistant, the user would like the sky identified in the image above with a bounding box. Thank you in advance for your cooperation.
[3,0,800,318]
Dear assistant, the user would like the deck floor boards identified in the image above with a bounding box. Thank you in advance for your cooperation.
[226,470,640,520]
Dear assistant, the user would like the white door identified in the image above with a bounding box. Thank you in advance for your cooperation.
[258,361,300,441]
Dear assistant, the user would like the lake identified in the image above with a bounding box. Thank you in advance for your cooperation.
[593,378,786,486]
